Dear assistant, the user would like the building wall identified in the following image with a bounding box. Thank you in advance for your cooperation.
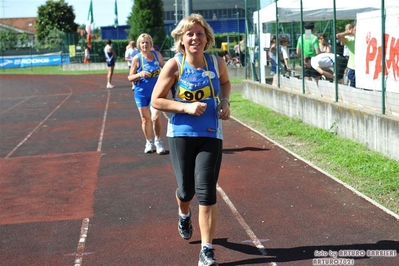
[163,0,258,23]
[101,0,260,40]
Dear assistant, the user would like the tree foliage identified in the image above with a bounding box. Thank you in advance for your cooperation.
[35,0,78,45]
[0,30,31,50]
[0,30,18,50]
[127,0,166,47]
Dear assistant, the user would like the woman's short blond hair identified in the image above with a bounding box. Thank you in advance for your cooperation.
[136,33,154,52]
[171,13,215,54]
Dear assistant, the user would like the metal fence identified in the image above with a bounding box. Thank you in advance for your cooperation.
[247,0,399,116]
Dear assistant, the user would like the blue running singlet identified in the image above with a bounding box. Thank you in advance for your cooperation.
[167,53,223,139]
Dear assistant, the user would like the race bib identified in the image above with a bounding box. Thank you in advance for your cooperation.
[177,86,212,102]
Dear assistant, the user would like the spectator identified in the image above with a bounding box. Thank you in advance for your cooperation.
[269,35,279,85]
[223,50,232,65]
[269,36,291,85]
[337,22,356,87]
[84,46,90,64]
[239,36,246,66]
[303,53,347,84]
[318,33,331,53]
[104,39,116,88]
[335,27,345,57]
[343,24,353,59]
[279,36,291,73]
[125,40,139,90]
[296,21,321,82]
[233,41,240,57]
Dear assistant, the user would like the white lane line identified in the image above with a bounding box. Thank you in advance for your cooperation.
[97,88,111,152]
[0,91,38,116]
[217,184,268,256]
[0,93,71,116]
[231,116,399,221]
[74,218,90,266]
[5,93,72,159]
[74,87,111,266]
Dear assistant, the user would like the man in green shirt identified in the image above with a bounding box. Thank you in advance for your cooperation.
[336,22,356,87]
[296,22,320,82]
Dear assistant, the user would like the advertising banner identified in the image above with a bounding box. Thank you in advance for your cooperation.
[356,8,399,92]
[0,52,70,69]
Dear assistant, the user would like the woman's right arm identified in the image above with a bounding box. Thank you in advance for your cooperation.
[151,59,181,112]
[128,56,142,82]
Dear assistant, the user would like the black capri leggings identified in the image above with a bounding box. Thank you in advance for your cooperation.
[168,137,223,206]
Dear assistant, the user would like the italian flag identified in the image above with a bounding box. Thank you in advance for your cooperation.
[86,0,94,48]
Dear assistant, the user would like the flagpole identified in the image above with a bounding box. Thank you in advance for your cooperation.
[114,0,118,28]
[114,0,119,57]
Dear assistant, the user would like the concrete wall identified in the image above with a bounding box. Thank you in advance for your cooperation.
[62,62,128,71]
[242,80,399,161]
[227,66,246,79]
[62,63,247,79]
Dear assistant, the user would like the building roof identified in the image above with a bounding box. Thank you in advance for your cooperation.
[0,17,37,34]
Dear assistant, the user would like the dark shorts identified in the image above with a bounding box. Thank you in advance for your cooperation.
[106,59,115,67]
[305,66,321,78]
[335,56,348,81]
[168,137,222,206]
[347,69,356,88]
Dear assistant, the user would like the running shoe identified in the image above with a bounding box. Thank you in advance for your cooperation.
[144,141,154,153]
[198,246,218,266]
[154,139,166,154]
[178,211,192,240]
[106,83,115,89]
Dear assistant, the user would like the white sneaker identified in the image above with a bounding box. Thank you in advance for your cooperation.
[144,141,155,154]
[154,139,166,154]
[106,83,115,89]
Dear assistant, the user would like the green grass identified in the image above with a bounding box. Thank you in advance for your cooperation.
[229,88,399,215]
[2,67,398,215]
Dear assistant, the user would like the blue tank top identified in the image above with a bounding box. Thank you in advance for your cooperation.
[167,53,223,139]
[134,51,161,90]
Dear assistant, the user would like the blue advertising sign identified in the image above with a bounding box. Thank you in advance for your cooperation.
[0,53,70,69]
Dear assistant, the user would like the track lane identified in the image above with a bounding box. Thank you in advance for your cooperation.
[0,74,397,266]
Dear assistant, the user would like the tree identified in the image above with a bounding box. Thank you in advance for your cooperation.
[127,0,166,47]
[35,0,78,45]
[0,30,18,50]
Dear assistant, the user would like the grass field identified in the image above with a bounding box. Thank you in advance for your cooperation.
[229,90,399,215]
[0,65,131,75]
[2,66,398,215]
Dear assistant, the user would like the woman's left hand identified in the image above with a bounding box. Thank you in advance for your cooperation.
[218,101,230,120]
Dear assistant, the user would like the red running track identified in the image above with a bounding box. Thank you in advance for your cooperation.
[0,73,398,266]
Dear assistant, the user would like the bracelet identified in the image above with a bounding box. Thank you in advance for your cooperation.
[220,98,230,107]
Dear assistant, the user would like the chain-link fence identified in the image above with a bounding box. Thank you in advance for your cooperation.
[248,1,399,115]
[0,28,172,69]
